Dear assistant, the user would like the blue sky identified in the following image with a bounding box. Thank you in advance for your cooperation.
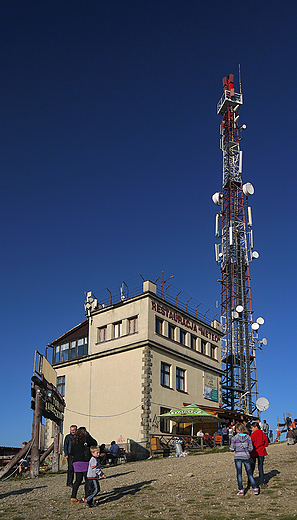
[1,0,296,447]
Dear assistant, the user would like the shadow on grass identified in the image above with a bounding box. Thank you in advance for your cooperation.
[94,480,153,505]
[0,485,47,499]
[105,471,135,480]
[262,468,280,484]
[243,468,281,494]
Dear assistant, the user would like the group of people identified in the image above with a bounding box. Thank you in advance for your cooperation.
[230,421,269,496]
[63,425,119,508]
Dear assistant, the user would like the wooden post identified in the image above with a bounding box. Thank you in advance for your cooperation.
[52,422,60,472]
[30,387,42,477]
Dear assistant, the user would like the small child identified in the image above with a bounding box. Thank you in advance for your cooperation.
[18,442,30,475]
[287,428,294,445]
[84,446,106,507]
[230,423,259,496]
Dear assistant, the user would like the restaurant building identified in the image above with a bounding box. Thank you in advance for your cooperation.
[47,280,223,456]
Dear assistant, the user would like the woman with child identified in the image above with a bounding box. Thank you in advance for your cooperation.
[70,427,97,504]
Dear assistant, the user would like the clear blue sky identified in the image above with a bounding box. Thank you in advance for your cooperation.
[1,0,296,447]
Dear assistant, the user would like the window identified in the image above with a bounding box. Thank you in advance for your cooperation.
[114,321,122,338]
[53,337,88,364]
[70,340,76,359]
[190,335,197,350]
[168,324,175,340]
[54,346,60,363]
[57,376,65,396]
[180,329,186,345]
[210,344,216,359]
[176,367,186,392]
[161,362,171,387]
[155,317,163,335]
[128,317,138,334]
[98,326,107,343]
[60,343,69,362]
[201,340,206,355]
[77,338,85,357]
[160,407,171,433]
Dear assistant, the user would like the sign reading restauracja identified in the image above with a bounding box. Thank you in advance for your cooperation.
[151,300,220,343]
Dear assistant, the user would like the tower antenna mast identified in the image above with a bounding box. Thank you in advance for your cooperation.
[212,74,265,414]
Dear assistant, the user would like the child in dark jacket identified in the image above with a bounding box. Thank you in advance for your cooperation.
[83,446,106,508]
[230,423,259,496]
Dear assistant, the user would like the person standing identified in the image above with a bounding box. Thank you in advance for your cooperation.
[287,428,294,445]
[291,419,297,443]
[70,427,97,504]
[64,425,77,487]
[230,423,259,496]
[83,446,106,508]
[262,420,269,441]
[222,425,229,445]
[250,421,269,488]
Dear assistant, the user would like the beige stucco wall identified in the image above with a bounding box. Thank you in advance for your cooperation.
[56,346,144,446]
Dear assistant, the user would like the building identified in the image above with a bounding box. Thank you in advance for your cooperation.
[47,280,223,457]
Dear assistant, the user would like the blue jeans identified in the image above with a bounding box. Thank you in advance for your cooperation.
[234,459,257,490]
[251,456,264,485]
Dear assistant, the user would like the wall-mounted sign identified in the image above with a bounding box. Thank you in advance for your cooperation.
[204,373,218,402]
[151,300,220,343]
[32,374,65,424]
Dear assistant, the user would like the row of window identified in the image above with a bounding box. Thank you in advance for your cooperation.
[98,316,138,343]
[156,317,216,359]
[161,361,186,392]
[53,337,88,364]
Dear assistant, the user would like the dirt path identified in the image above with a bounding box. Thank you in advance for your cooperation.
[0,442,296,520]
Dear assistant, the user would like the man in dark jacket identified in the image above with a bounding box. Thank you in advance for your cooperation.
[63,425,77,487]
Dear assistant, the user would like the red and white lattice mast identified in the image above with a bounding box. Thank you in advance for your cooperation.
[212,72,266,415]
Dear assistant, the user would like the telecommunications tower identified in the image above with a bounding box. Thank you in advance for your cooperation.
[212,72,266,415]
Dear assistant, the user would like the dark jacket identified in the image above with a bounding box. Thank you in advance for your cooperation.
[63,433,74,457]
[70,433,97,463]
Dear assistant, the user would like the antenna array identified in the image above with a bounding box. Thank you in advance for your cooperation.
[212,73,265,414]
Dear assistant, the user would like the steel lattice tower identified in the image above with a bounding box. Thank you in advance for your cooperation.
[212,73,263,415]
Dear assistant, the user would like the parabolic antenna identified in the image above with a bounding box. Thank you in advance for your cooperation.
[243,182,255,196]
[236,305,243,313]
[256,397,269,412]
[212,192,221,205]
[262,338,267,346]
[257,317,265,325]
[252,322,259,330]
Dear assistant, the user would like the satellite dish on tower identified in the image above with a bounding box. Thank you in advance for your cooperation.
[243,182,254,196]
[252,322,259,330]
[256,397,269,412]
[236,305,243,313]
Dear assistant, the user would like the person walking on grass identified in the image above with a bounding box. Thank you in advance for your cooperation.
[70,427,97,504]
[230,422,259,496]
[250,421,269,488]
[64,424,77,487]
[83,446,106,508]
